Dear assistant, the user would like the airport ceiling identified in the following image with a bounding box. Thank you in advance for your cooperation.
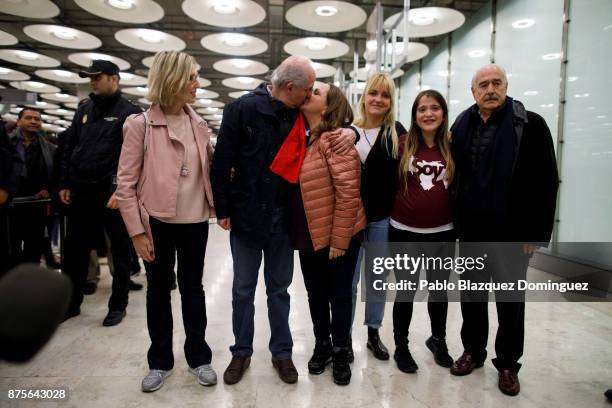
[0,0,489,129]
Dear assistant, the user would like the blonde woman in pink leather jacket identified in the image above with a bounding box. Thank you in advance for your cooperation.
[116,51,217,393]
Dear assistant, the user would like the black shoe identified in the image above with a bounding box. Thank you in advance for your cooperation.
[308,339,333,374]
[63,308,80,322]
[82,281,97,295]
[332,349,351,385]
[366,328,389,360]
[394,345,418,373]
[102,310,126,326]
[129,279,143,291]
[425,336,453,368]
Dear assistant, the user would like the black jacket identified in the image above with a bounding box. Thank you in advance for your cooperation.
[9,129,55,197]
[0,124,19,198]
[451,100,559,243]
[351,121,407,223]
[211,83,299,243]
[60,91,141,191]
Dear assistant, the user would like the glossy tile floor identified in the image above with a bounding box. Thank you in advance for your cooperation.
[1,227,611,407]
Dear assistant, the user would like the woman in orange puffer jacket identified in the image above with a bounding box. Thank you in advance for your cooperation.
[292,83,366,386]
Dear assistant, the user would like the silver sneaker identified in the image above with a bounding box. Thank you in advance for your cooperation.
[189,364,217,386]
[141,369,172,392]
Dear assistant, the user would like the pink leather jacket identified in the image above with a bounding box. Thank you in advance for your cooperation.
[116,104,214,240]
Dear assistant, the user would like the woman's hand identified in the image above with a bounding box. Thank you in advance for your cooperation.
[132,233,155,263]
[328,128,357,154]
[329,247,345,259]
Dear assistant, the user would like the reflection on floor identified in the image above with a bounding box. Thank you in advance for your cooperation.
[1,227,611,407]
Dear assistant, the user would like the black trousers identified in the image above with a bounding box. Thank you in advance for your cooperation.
[62,190,132,313]
[299,238,360,349]
[8,201,47,267]
[0,205,10,277]
[458,243,529,372]
[389,227,455,347]
[145,217,212,370]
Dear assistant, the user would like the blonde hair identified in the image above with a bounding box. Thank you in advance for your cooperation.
[146,51,197,107]
[353,73,399,158]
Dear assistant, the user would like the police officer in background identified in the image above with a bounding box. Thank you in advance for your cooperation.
[59,60,141,326]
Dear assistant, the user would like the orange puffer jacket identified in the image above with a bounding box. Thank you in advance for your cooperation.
[299,130,367,251]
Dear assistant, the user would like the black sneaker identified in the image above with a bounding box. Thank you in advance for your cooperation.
[425,336,453,368]
[308,339,333,375]
[332,349,351,385]
[394,345,418,373]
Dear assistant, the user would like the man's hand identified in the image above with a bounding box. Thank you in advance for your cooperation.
[132,233,155,263]
[106,193,119,209]
[0,189,8,205]
[329,128,357,155]
[329,247,345,259]
[523,244,539,255]
[34,189,50,199]
[218,217,231,231]
[59,189,71,205]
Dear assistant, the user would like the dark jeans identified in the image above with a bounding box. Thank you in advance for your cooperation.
[145,218,211,370]
[459,242,529,372]
[300,238,360,349]
[61,190,132,313]
[389,227,455,347]
[229,209,294,359]
[8,201,47,267]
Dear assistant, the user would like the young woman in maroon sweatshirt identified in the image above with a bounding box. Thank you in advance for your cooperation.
[390,89,456,373]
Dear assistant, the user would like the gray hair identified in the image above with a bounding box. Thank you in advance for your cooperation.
[270,55,314,88]
[471,63,508,88]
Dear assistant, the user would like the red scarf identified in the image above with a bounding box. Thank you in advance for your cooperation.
[269,112,306,183]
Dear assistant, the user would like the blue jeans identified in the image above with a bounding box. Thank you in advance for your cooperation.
[229,210,294,359]
[351,217,389,330]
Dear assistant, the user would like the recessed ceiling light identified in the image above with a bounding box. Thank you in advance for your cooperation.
[17,51,39,61]
[223,33,246,47]
[468,49,486,58]
[53,28,77,41]
[120,72,134,80]
[206,107,219,112]
[56,109,68,114]
[567,76,578,82]
[55,93,69,98]
[53,70,73,77]
[139,30,163,44]
[542,53,562,60]
[315,6,337,17]
[237,77,254,84]
[199,99,212,104]
[540,104,554,108]
[213,114,223,119]
[231,59,251,69]
[0,68,10,75]
[410,10,436,26]
[306,38,327,51]
[574,93,589,98]
[523,90,538,96]
[512,19,535,29]
[35,101,48,106]
[213,0,238,15]
[107,0,134,10]
[28,81,46,88]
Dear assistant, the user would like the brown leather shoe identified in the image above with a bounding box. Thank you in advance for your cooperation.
[498,369,520,396]
[272,358,298,384]
[223,356,251,385]
[450,352,484,376]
